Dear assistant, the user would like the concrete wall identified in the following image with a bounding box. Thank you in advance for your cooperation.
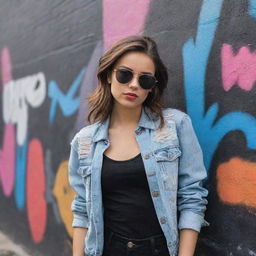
[0,0,256,255]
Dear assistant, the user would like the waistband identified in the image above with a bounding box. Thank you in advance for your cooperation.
[104,226,166,245]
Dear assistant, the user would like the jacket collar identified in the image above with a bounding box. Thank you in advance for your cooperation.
[93,106,160,142]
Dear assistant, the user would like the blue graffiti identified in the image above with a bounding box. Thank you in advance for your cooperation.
[15,138,28,210]
[249,0,256,17]
[183,0,256,171]
[48,68,86,123]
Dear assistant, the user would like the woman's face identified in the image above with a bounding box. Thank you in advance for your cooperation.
[108,51,155,110]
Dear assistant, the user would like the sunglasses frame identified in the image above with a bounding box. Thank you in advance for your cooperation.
[113,68,158,90]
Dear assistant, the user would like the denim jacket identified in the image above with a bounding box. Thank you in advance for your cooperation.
[68,107,209,256]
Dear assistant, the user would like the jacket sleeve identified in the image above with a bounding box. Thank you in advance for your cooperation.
[177,114,209,232]
[68,136,89,228]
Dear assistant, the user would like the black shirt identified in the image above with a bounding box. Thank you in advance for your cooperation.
[101,153,164,238]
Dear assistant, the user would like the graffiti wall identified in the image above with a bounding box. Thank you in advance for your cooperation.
[0,0,255,255]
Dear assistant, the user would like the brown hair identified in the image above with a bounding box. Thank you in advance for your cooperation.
[87,35,168,128]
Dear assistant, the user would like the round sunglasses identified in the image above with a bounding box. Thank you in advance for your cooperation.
[113,68,157,89]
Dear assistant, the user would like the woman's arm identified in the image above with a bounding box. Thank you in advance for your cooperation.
[176,114,209,253]
[73,227,88,256]
[178,229,198,256]
[68,137,90,256]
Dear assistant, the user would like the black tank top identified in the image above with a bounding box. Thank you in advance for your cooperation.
[101,153,164,238]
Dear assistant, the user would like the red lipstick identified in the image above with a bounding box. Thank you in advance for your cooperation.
[123,92,138,100]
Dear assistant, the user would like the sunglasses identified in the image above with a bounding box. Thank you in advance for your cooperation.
[113,68,157,89]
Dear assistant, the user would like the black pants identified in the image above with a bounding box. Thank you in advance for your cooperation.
[102,227,170,256]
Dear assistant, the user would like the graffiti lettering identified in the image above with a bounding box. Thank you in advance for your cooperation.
[249,0,256,18]
[15,140,28,210]
[48,68,84,123]
[53,161,76,238]
[217,157,256,208]
[221,43,256,91]
[27,139,47,243]
[3,73,46,145]
[183,0,256,170]
[183,0,223,168]
[0,48,15,197]
[103,0,151,50]
[0,125,15,197]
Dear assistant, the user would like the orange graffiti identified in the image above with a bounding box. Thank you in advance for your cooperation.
[217,157,256,208]
[53,160,76,237]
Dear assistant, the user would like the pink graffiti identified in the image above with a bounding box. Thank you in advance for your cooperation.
[103,0,151,51]
[0,47,15,197]
[1,47,48,243]
[1,47,12,85]
[27,139,47,243]
[221,43,256,91]
[0,125,15,197]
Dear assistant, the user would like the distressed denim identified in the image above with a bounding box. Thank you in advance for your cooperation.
[68,107,209,256]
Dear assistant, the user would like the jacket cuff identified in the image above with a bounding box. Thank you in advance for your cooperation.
[72,214,89,228]
[178,211,209,232]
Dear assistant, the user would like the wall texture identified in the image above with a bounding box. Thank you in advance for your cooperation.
[0,0,256,255]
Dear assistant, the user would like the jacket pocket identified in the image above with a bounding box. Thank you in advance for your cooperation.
[154,146,181,162]
[154,146,181,191]
[78,165,92,203]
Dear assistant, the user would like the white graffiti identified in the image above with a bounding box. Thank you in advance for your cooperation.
[3,72,46,145]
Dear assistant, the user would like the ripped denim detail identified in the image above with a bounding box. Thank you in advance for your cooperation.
[78,137,92,159]
[154,124,177,142]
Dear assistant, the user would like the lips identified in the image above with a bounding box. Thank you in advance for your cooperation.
[123,92,138,97]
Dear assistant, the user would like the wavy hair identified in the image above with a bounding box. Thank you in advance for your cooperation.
[87,35,168,128]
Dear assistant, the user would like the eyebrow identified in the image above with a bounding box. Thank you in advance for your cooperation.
[118,65,154,75]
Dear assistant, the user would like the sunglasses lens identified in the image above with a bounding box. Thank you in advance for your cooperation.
[139,75,156,89]
[115,68,156,89]
[116,69,133,84]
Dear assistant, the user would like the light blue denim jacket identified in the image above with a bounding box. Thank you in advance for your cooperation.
[68,107,209,256]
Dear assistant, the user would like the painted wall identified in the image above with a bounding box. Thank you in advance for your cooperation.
[0,0,256,255]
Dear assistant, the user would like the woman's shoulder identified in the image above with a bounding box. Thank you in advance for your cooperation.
[162,107,189,125]
[70,122,100,149]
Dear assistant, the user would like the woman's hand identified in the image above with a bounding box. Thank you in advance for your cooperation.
[178,229,198,256]
[73,227,88,256]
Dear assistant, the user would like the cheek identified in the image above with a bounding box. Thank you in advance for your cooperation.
[139,90,150,102]
[110,82,121,97]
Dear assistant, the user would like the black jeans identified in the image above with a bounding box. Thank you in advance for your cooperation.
[102,227,170,256]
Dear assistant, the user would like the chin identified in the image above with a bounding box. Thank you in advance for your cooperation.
[117,100,143,109]
[123,103,142,109]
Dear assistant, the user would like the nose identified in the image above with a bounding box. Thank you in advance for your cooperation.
[128,74,139,89]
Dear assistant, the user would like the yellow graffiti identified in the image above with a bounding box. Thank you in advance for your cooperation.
[53,160,76,238]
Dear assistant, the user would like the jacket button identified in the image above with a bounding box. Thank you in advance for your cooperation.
[135,129,142,135]
[143,153,150,159]
[168,154,173,159]
[127,241,135,248]
[152,191,159,197]
[160,217,166,224]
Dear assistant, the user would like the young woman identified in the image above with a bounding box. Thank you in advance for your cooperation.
[68,36,208,256]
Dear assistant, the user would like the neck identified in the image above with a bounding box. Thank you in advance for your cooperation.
[110,103,142,129]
